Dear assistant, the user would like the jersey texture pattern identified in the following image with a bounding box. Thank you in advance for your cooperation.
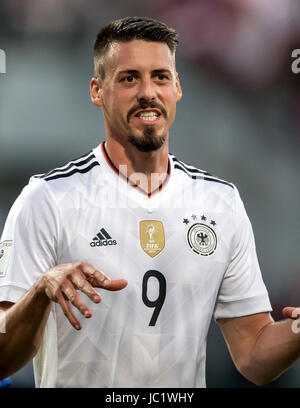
[0,143,272,388]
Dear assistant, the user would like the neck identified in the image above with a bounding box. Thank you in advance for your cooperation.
[104,136,169,195]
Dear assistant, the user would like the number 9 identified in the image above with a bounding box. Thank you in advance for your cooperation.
[142,270,167,326]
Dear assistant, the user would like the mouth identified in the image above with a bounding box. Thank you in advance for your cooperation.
[133,109,161,123]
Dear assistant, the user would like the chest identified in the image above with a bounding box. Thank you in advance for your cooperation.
[58,203,234,290]
[55,195,235,333]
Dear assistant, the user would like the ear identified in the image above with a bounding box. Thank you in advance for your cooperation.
[175,73,182,102]
[90,77,103,107]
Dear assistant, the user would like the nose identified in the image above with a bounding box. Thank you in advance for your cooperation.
[137,76,156,103]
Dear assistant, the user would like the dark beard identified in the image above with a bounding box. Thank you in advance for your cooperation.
[128,126,166,152]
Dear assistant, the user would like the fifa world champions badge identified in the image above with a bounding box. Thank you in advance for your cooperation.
[140,220,165,258]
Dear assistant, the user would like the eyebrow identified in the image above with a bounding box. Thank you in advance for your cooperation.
[117,68,173,76]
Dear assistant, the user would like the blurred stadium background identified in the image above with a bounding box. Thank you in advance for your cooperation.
[1,0,300,388]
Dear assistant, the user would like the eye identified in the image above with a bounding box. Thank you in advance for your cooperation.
[120,75,135,83]
[155,73,169,81]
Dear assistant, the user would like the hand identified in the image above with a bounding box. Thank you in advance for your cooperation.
[36,262,127,330]
[282,307,300,319]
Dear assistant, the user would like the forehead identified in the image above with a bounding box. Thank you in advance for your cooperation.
[104,40,175,75]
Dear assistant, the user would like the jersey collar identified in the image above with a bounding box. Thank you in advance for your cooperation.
[100,141,171,198]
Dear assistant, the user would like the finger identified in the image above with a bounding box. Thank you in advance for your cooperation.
[79,262,111,287]
[56,291,82,330]
[61,281,93,319]
[71,272,102,304]
[101,278,128,291]
[77,262,128,291]
[282,307,300,319]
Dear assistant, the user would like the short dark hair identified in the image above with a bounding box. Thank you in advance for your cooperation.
[93,16,179,78]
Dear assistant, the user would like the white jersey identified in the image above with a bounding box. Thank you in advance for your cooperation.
[0,142,272,388]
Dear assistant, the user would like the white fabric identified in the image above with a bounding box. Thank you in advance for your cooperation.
[0,143,272,388]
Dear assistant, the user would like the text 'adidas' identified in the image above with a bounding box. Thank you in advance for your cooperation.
[90,228,117,247]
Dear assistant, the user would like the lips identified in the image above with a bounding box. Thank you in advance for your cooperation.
[127,102,167,123]
[134,109,161,122]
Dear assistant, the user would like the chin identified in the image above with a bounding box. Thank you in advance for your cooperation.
[128,129,166,152]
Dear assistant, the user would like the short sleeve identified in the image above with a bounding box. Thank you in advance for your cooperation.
[0,178,59,303]
[214,187,272,320]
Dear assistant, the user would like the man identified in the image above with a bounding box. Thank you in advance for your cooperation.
[0,16,299,388]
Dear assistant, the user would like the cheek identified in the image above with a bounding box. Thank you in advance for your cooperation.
[111,91,132,113]
[163,87,179,105]
[165,100,177,124]
[166,95,177,115]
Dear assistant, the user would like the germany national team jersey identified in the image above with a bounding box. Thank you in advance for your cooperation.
[0,142,272,387]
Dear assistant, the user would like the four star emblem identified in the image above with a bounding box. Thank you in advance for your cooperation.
[183,214,216,226]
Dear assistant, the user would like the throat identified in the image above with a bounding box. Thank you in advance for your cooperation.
[128,170,169,196]
[101,141,170,197]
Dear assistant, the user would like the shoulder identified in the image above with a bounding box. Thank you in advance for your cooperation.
[10,149,100,218]
[170,153,235,191]
[32,149,100,185]
[3,177,57,234]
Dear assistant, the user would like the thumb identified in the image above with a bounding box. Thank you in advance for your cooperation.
[282,307,300,319]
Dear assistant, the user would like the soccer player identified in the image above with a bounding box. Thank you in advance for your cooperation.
[0,16,299,388]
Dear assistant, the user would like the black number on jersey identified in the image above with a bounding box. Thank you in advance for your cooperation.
[142,270,166,326]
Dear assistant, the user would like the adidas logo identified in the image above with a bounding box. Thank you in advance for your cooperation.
[90,228,117,247]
